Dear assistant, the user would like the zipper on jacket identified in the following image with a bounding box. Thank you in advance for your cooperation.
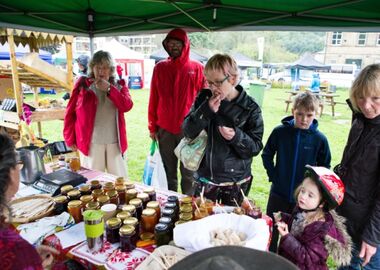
[289,130,301,201]
[210,123,214,181]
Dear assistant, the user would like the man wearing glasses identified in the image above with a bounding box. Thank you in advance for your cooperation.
[148,28,206,195]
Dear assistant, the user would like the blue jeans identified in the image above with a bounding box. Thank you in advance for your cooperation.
[338,244,380,270]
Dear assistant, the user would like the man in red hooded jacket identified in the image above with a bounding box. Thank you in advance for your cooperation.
[148,28,206,195]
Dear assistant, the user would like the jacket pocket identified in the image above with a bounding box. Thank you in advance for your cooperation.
[224,158,245,174]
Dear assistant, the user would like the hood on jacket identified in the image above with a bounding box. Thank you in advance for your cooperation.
[162,28,190,64]
[281,115,318,132]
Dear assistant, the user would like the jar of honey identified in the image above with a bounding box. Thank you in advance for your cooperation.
[53,195,68,215]
[106,218,122,243]
[143,187,156,201]
[69,157,81,172]
[146,201,160,222]
[129,198,143,220]
[92,189,104,201]
[119,225,136,252]
[79,185,92,196]
[136,193,150,208]
[125,189,137,204]
[97,195,110,207]
[86,201,100,211]
[103,182,115,193]
[107,190,119,205]
[141,208,157,233]
[80,195,94,207]
[90,180,102,190]
[122,204,137,218]
[115,177,125,186]
[115,185,126,205]
[68,200,83,223]
[60,185,74,196]
[116,211,131,222]
[67,189,81,201]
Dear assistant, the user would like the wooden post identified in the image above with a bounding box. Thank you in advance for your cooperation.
[7,30,23,117]
[32,86,42,137]
[65,37,74,91]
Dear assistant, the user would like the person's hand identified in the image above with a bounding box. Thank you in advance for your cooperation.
[95,78,110,92]
[218,126,235,141]
[69,144,77,151]
[149,132,157,141]
[359,241,377,266]
[36,245,59,269]
[208,93,222,113]
[273,211,282,223]
[276,221,289,236]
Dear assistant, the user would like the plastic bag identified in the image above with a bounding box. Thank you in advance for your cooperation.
[142,140,157,185]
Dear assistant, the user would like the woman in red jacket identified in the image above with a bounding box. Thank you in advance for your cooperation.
[64,50,133,177]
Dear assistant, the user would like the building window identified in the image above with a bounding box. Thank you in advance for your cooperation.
[331,32,342,45]
[357,32,366,46]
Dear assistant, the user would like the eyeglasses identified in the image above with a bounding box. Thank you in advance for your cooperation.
[207,75,229,88]
[16,159,24,170]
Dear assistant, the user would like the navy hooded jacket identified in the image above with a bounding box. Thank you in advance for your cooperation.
[261,116,331,203]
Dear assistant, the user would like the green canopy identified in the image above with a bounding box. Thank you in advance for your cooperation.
[0,0,380,36]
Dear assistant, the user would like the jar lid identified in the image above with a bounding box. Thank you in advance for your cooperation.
[115,185,126,191]
[180,204,193,213]
[122,204,136,212]
[80,195,93,203]
[83,210,103,221]
[142,208,156,216]
[106,217,122,227]
[68,189,81,197]
[68,200,82,207]
[140,232,154,241]
[116,211,131,220]
[158,216,172,224]
[90,180,100,186]
[103,182,114,188]
[165,202,177,209]
[115,177,125,185]
[119,225,135,235]
[97,195,110,203]
[179,212,193,221]
[129,198,142,206]
[107,190,118,198]
[86,201,100,209]
[143,187,155,193]
[137,193,149,200]
[53,195,68,203]
[124,181,135,189]
[162,208,175,216]
[167,195,179,203]
[180,196,193,204]
[155,223,169,232]
[61,185,74,193]
[92,189,103,195]
[146,201,159,208]
[126,188,137,195]
[79,185,91,192]
[123,217,138,226]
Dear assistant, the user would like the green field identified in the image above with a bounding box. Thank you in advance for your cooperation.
[30,87,352,212]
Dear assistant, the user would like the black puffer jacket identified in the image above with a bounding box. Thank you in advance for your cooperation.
[336,113,380,246]
[182,86,264,183]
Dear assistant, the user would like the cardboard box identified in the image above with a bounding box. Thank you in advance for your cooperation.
[0,78,14,100]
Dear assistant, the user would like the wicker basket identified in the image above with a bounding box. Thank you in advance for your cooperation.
[9,194,54,223]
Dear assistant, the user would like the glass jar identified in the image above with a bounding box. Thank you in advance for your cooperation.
[67,189,81,201]
[115,185,126,205]
[58,155,66,167]
[125,181,135,190]
[129,198,143,220]
[180,204,193,214]
[103,182,115,193]
[122,204,137,218]
[146,201,160,222]
[116,211,131,222]
[158,216,173,240]
[91,189,103,201]
[137,193,150,208]
[107,190,119,205]
[141,208,157,233]
[90,180,102,191]
[79,185,92,195]
[161,208,176,222]
[60,185,74,196]
[166,195,179,207]
[123,217,139,243]
[119,225,136,252]
[179,212,193,222]
[106,217,122,243]
[115,177,125,186]
[155,223,171,247]
[69,157,81,172]
[143,187,156,201]
[140,232,155,241]
[97,195,110,207]
[180,196,192,206]
[68,200,83,223]
[165,202,179,220]
[86,201,100,211]
[80,195,94,207]
[53,195,68,215]
[126,189,137,204]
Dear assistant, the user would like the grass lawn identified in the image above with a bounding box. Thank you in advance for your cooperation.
[30,87,352,211]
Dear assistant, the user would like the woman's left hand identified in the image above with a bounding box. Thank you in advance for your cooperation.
[218,126,235,141]
[36,245,59,269]
[360,241,377,266]
[95,78,110,92]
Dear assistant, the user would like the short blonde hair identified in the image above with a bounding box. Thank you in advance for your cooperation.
[88,50,116,83]
[293,91,319,112]
[350,64,380,112]
[204,54,239,81]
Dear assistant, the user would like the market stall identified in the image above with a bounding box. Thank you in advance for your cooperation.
[0,28,73,137]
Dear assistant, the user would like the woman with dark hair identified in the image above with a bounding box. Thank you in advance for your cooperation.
[64,50,133,178]
[0,133,59,269]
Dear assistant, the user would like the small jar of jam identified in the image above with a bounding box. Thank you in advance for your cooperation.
[125,181,135,190]
[68,189,81,201]
[166,195,179,207]
[61,185,74,196]
[141,208,157,233]
[115,185,126,205]
[122,204,137,218]
[126,189,137,204]
[53,195,68,215]
[129,198,143,220]
[86,201,100,211]
[137,193,150,208]
[79,185,92,195]
[180,196,193,206]
[123,217,139,243]
[80,195,94,207]
[103,182,115,193]
[116,211,131,222]
[143,187,156,201]
[90,180,102,191]
[164,203,179,221]
[91,189,104,201]
[179,212,193,222]
[106,218,122,243]
[115,177,125,186]
[146,201,161,222]
[69,157,81,172]
[68,200,83,223]
[155,223,171,247]
[107,190,119,205]
[161,208,176,221]
[119,225,136,252]
[97,195,110,207]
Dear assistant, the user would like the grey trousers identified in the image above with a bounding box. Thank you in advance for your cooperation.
[157,128,194,195]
